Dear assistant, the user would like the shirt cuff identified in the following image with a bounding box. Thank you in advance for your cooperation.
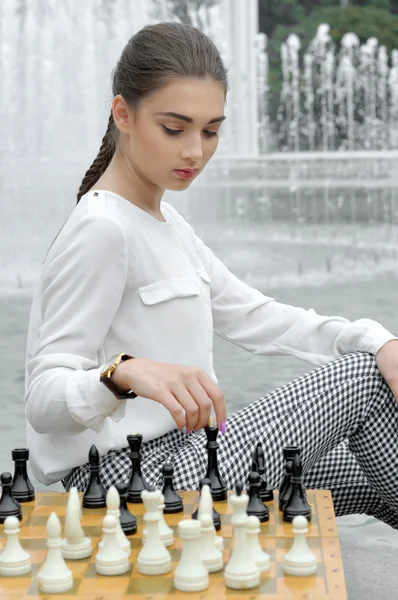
[336,318,398,356]
[65,366,127,433]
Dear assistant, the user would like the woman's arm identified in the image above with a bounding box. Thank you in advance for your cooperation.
[25,214,129,435]
[182,219,396,366]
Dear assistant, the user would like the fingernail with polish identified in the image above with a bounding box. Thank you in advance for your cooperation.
[186,429,192,435]
[220,421,227,435]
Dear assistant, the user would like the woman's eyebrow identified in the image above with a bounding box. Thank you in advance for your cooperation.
[155,111,226,124]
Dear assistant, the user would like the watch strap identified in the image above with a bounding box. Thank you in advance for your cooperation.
[100,353,137,400]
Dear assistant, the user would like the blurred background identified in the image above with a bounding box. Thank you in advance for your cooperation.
[0,1,397,596]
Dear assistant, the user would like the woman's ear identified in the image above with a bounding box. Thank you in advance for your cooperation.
[112,95,132,135]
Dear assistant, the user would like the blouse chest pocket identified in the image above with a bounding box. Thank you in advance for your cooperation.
[138,278,201,305]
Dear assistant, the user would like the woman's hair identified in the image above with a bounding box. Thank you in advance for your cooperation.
[76,21,229,204]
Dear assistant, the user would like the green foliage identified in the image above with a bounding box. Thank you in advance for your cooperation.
[259,0,304,38]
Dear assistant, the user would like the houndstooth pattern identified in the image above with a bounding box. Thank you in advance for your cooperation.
[63,352,398,529]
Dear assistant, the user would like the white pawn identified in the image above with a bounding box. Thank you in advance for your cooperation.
[143,491,173,547]
[246,515,270,573]
[198,484,224,552]
[61,487,92,559]
[0,516,32,576]
[98,486,130,556]
[37,512,73,593]
[174,520,209,592]
[137,489,171,575]
[224,489,260,589]
[283,515,317,576]
[199,514,223,573]
[95,514,130,576]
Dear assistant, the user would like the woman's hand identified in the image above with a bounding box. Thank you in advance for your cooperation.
[112,357,227,433]
[376,339,398,403]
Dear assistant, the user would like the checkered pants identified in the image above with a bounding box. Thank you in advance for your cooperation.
[63,352,398,529]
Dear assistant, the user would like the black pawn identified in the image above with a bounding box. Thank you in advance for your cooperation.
[126,433,149,503]
[283,453,312,523]
[252,443,274,502]
[204,422,227,501]
[115,481,137,536]
[191,477,221,531]
[279,446,300,511]
[82,445,106,509]
[162,463,183,514]
[247,471,269,523]
[11,448,35,503]
[235,482,244,496]
[0,472,22,524]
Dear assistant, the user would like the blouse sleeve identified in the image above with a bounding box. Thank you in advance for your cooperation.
[184,221,396,365]
[25,214,129,435]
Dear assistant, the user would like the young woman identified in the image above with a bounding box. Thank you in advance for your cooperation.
[25,22,398,529]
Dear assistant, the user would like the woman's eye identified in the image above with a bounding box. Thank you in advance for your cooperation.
[162,125,218,138]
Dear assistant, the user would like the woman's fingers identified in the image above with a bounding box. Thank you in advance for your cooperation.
[197,370,227,431]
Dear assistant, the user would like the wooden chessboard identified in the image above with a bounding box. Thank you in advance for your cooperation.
[0,490,347,600]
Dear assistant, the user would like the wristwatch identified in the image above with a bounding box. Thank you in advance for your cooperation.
[99,352,137,400]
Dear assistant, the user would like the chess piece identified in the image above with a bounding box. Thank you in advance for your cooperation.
[11,448,35,503]
[279,446,300,511]
[198,514,223,573]
[191,477,221,531]
[61,487,92,559]
[137,489,172,575]
[82,445,106,509]
[204,417,227,501]
[0,516,32,576]
[115,481,137,536]
[99,486,131,556]
[247,471,269,523]
[224,483,260,589]
[174,519,209,591]
[143,491,174,547]
[252,443,273,502]
[283,515,317,576]
[0,472,22,524]
[37,512,73,593]
[95,515,130,576]
[126,433,149,503]
[193,483,224,551]
[283,454,312,523]
[161,463,183,514]
[246,515,270,573]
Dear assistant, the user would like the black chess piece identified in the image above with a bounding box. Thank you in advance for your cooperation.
[11,448,35,503]
[278,446,300,511]
[282,453,312,523]
[204,422,227,501]
[246,471,269,523]
[115,481,137,536]
[235,482,244,497]
[191,477,221,531]
[0,472,22,523]
[252,443,274,502]
[126,433,149,503]
[82,445,107,509]
[161,463,183,514]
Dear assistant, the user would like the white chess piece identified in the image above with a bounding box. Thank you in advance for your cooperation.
[174,519,209,592]
[95,514,130,576]
[37,512,73,593]
[224,489,260,589]
[0,516,32,576]
[283,515,317,576]
[199,514,223,573]
[61,487,92,559]
[143,491,173,547]
[246,515,270,573]
[98,486,131,556]
[198,484,224,551]
[137,489,171,575]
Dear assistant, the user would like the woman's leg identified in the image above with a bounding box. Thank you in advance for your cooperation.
[177,352,398,517]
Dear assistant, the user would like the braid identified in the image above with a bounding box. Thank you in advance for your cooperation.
[76,112,116,204]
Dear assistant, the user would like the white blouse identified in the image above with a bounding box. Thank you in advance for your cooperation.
[24,189,396,485]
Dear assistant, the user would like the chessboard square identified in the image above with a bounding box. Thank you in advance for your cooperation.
[276,571,327,598]
[127,573,174,595]
[38,493,68,506]
[20,538,47,551]
[19,526,48,540]
[84,525,101,537]
[25,576,81,597]
[0,575,33,596]
[129,536,142,549]
[78,571,131,594]
[23,515,48,527]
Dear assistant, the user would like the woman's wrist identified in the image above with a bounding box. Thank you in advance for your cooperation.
[111,358,135,393]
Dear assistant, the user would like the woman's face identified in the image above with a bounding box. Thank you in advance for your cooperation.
[114,78,226,191]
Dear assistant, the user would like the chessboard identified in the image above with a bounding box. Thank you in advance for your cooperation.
[0,489,347,600]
